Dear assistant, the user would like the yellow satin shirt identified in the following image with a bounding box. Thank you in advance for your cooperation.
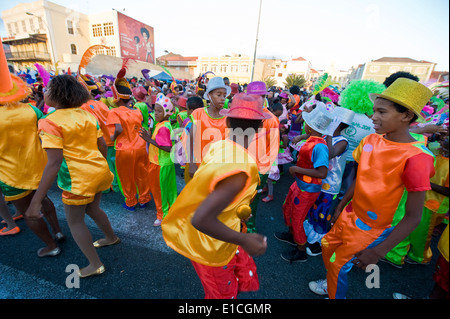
[38,108,113,197]
[162,139,260,267]
[0,103,47,190]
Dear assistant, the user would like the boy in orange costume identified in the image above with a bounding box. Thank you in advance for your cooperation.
[162,93,269,299]
[107,65,152,210]
[186,77,230,181]
[309,78,436,299]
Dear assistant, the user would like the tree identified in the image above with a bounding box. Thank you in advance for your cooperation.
[264,76,277,89]
[283,74,306,89]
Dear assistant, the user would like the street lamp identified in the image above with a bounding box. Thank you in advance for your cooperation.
[25,11,56,65]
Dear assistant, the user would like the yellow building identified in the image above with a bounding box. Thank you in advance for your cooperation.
[348,57,436,84]
[195,53,267,84]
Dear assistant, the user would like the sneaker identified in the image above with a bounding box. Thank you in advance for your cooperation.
[274,231,296,246]
[122,203,136,212]
[405,256,429,265]
[380,257,403,269]
[0,226,20,236]
[309,279,328,296]
[306,242,322,256]
[153,219,162,227]
[392,292,410,299]
[139,202,148,209]
[280,248,307,262]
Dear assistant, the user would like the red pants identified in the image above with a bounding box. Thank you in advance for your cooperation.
[115,148,152,207]
[433,254,449,298]
[191,247,259,299]
[282,182,320,245]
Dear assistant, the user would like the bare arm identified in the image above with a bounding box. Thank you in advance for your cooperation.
[191,172,267,256]
[25,149,63,219]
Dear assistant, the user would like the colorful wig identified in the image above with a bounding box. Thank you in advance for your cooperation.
[339,80,386,115]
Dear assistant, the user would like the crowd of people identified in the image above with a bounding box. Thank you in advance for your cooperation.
[0,42,449,299]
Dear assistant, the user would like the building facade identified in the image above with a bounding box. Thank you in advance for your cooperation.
[2,0,90,72]
[348,57,436,84]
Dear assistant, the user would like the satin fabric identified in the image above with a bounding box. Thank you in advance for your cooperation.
[190,107,227,166]
[149,163,177,220]
[162,139,260,267]
[191,247,259,299]
[0,103,47,190]
[115,147,152,207]
[80,100,115,146]
[352,133,435,229]
[38,108,113,197]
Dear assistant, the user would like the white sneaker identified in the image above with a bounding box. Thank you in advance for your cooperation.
[309,279,328,296]
[153,219,162,227]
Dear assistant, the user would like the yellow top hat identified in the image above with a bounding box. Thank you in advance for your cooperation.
[369,78,433,119]
[0,38,28,104]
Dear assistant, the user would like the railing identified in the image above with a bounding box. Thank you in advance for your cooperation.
[6,50,51,61]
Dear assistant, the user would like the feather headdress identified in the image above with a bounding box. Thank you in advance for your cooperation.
[34,63,51,87]
[112,57,135,102]
[77,45,109,91]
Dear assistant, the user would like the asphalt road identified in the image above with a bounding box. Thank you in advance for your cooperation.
[0,164,442,304]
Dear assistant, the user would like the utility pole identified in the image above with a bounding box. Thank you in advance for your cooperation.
[250,0,262,82]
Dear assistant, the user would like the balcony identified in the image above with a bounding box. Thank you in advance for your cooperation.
[6,50,51,62]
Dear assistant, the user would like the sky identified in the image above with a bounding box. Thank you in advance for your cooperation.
[1,0,449,71]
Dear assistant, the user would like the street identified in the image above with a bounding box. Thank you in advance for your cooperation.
[0,165,440,302]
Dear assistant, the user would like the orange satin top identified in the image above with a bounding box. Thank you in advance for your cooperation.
[190,107,227,165]
[352,133,435,229]
[80,100,115,147]
[107,106,146,151]
[161,139,260,267]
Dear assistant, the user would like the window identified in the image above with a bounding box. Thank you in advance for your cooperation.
[103,22,114,36]
[29,19,35,32]
[241,64,249,73]
[22,21,27,33]
[202,64,208,73]
[67,20,74,35]
[211,64,218,73]
[404,66,412,72]
[14,22,19,34]
[220,64,227,73]
[92,24,102,37]
[231,64,238,72]
[415,67,426,75]
[7,23,13,35]
[106,46,116,56]
[389,66,400,74]
[370,65,380,73]
[38,18,44,31]
[70,44,77,55]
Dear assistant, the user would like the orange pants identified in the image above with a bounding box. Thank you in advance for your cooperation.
[115,148,152,207]
[322,202,393,299]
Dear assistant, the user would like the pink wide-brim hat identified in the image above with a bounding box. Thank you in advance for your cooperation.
[220,93,271,120]
[246,81,269,95]
[132,86,147,102]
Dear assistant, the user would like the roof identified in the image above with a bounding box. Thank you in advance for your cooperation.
[292,57,307,61]
[372,57,435,64]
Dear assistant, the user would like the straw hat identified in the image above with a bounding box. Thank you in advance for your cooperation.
[302,104,334,135]
[219,93,271,120]
[369,77,433,119]
[203,77,231,100]
[0,38,28,104]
